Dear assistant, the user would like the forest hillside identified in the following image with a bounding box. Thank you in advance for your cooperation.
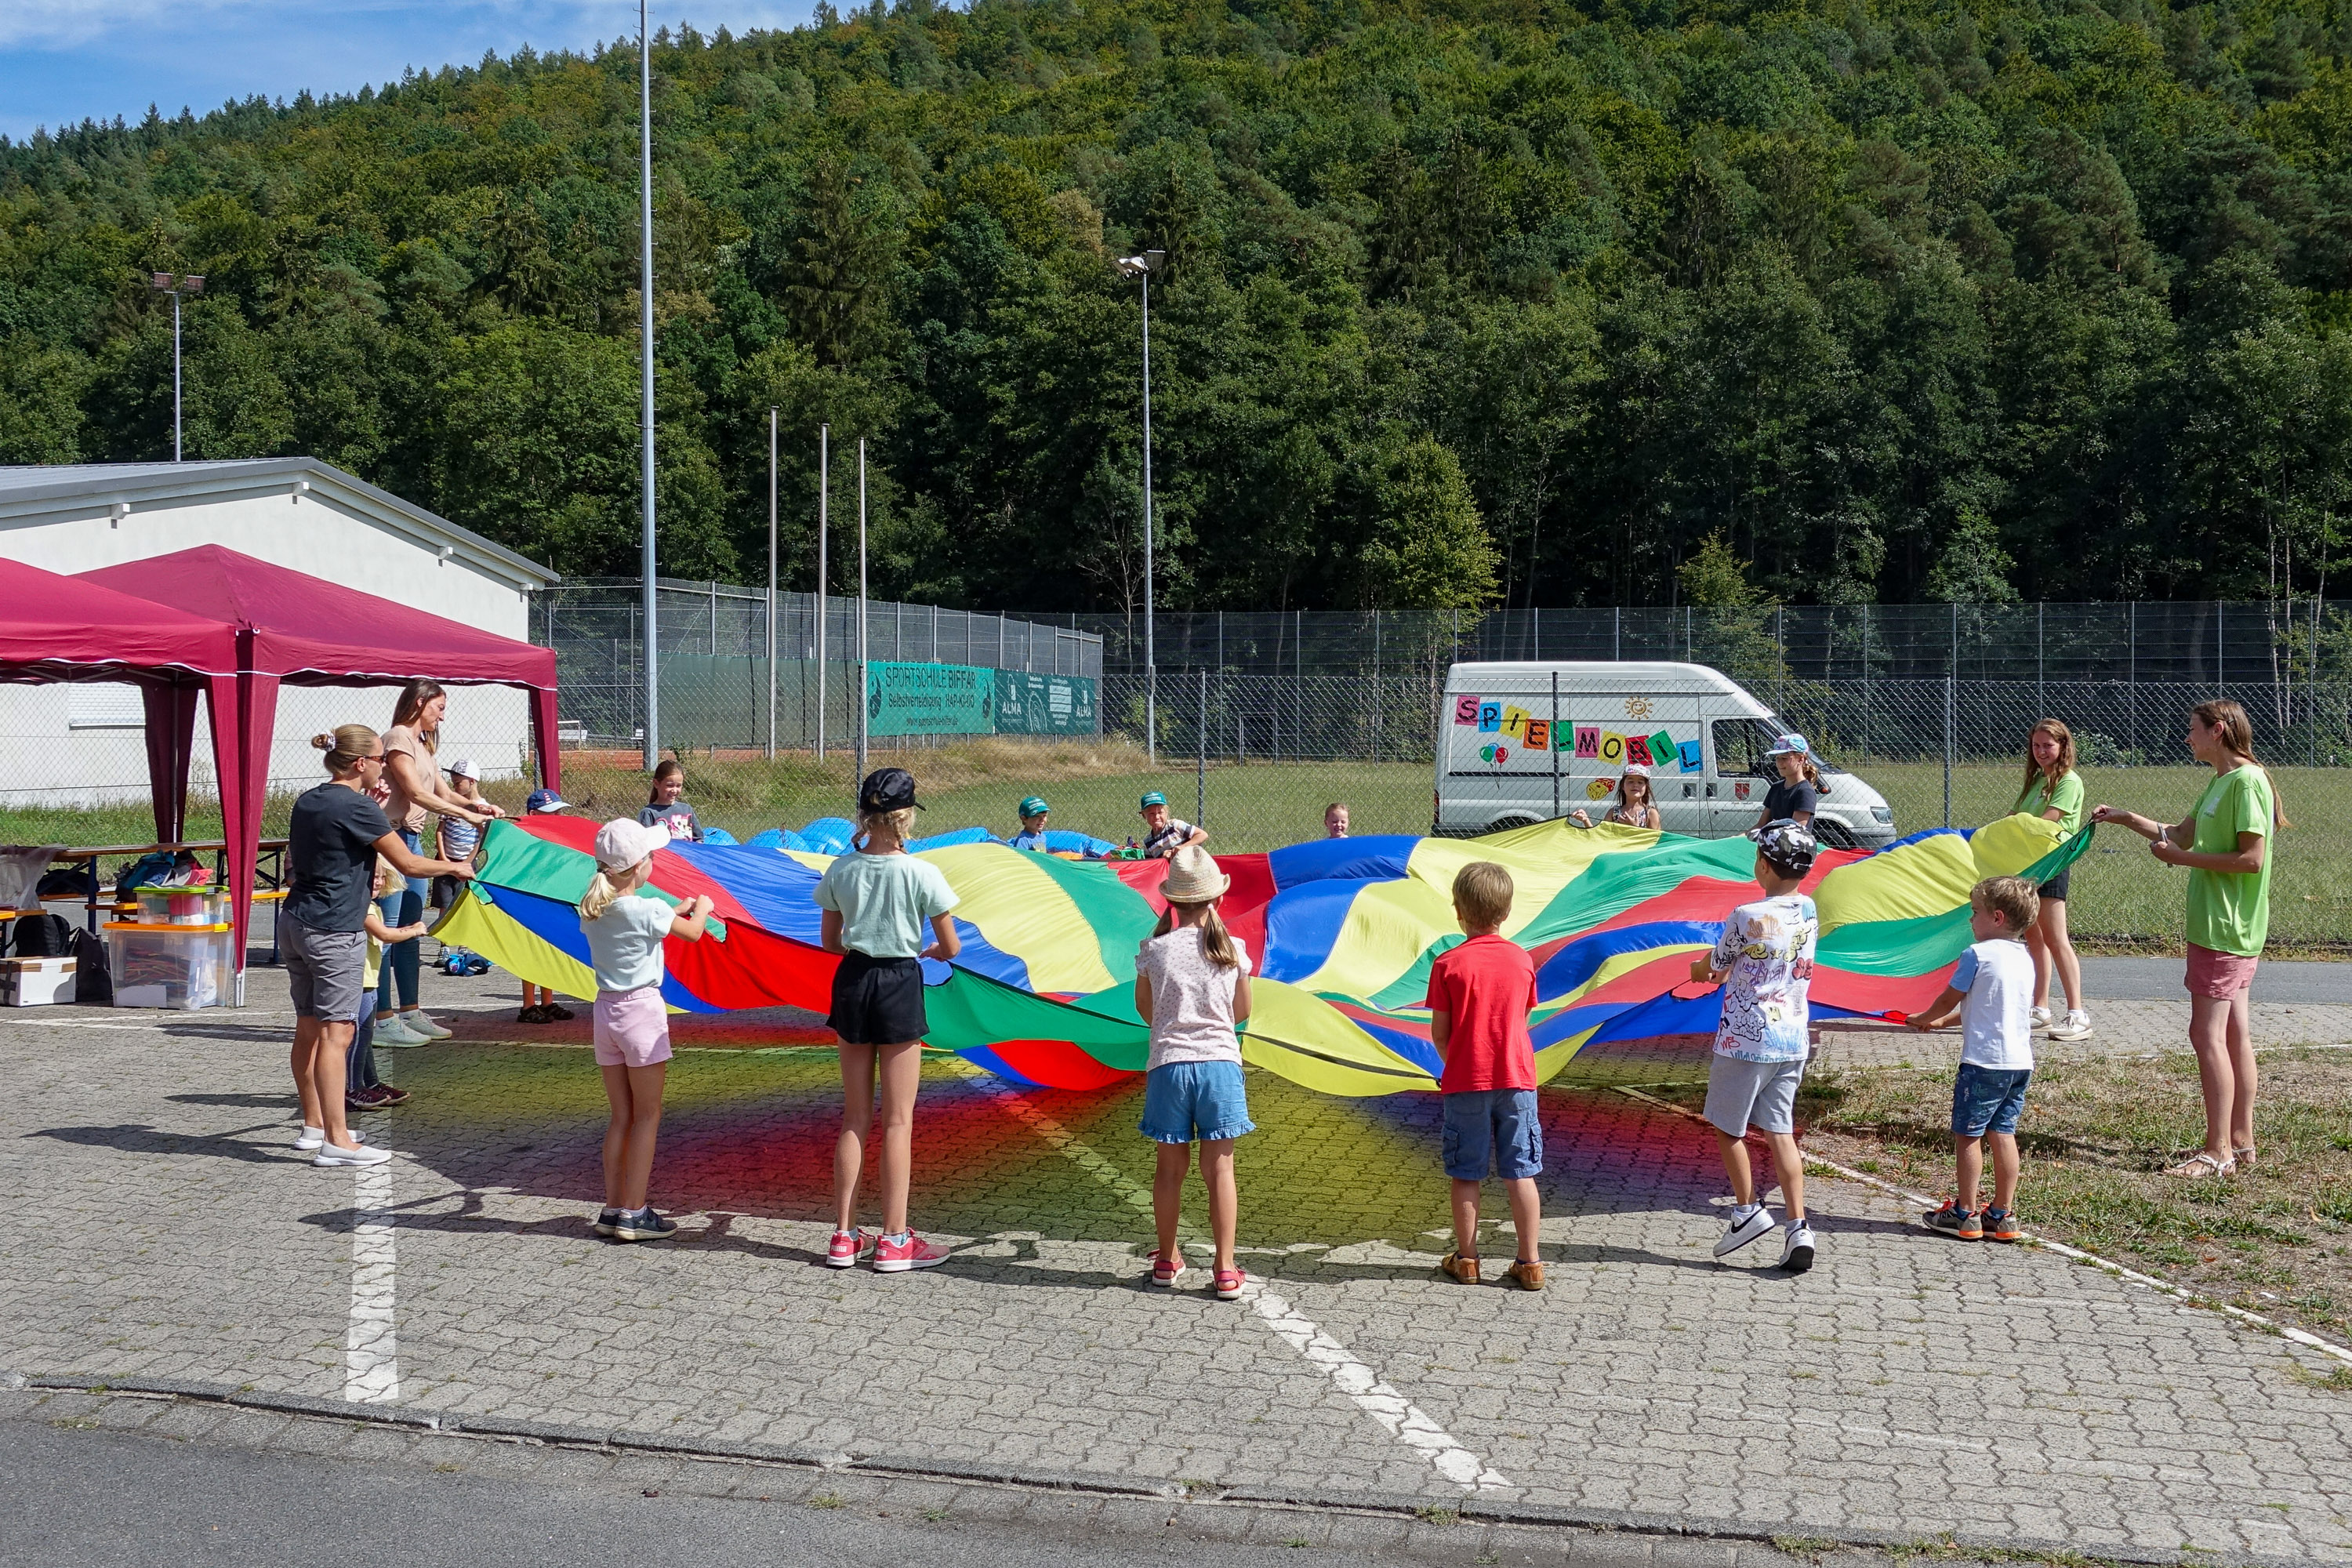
[4,0,2350,611]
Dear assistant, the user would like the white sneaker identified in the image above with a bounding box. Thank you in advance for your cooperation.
[1779,1221,1817,1273]
[294,1126,364,1152]
[313,1140,391,1167]
[372,1014,430,1048]
[400,1012,452,1040]
[2029,1006,2053,1029]
[1715,1203,1777,1258]
[2047,1009,2093,1042]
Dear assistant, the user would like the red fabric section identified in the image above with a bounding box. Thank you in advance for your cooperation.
[140,680,202,842]
[662,913,838,1011]
[217,670,274,985]
[1111,853,1275,965]
[531,684,562,793]
[985,1039,1138,1091]
[1809,964,1957,1016]
[1422,935,1540,1092]
[517,815,761,928]
[0,557,242,675]
[79,546,556,691]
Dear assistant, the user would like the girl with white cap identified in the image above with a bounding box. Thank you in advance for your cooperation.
[1570,764,1661,829]
[578,817,713,1242]
[1134,843,1256,1301]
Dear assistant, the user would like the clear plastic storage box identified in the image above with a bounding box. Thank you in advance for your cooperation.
[105,922,232,1009]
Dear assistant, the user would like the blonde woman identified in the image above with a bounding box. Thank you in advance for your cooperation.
[815,768,961,1272]
[2091,699,2284,1178]
[577,818,712,1241]
[377,679,503,1045]
[1571,763,1662,829]
[2012,720,2091,1041]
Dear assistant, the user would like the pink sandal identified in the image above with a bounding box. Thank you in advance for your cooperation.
[1150,1250,1185,1287]
[1214,1268,1247,1301]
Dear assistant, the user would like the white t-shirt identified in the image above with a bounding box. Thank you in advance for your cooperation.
[579,893,676,994]
[1710,894,1818,1062]
[1137,926,1252,1071]
[1951,939,2037,1071]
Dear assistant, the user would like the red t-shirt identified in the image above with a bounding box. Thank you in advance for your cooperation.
[1421,934,1539,1093]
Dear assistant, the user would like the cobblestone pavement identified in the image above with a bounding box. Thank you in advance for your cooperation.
[4,972,2350,1562]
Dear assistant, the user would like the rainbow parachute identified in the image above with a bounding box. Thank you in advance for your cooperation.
[437,815,2091,1094]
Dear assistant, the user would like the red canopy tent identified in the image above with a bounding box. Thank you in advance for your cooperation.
[81,546,562,982]
[0,558,260,962]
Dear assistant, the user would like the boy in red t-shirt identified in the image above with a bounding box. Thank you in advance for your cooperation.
[1422,861,1544,1290]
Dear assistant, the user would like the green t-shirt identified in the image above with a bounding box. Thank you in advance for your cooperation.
[814,848,960,959]
[2184,764,2275,958]
[2011,771,2085,836]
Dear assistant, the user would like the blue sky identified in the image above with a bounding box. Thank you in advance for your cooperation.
[1,2,816,141]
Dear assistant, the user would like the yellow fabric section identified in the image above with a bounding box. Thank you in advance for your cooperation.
[782,851,834,873]
[434,892,604,1007]
[919,843,1121,995]
[1287,820,1641,1000]
[1240,979,1437,1095]
[1813,816,2068,933]
[1534,1024,1605,1084]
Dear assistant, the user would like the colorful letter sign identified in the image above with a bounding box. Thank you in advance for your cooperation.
[1574,727,1599,759]
[1525,718,1550,752]
[1454,695,1479,725]
[1677,738,1704,773]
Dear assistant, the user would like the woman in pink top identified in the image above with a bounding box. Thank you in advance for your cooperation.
[376,679,502,1042]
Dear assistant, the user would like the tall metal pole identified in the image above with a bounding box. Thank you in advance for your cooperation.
[1142,266,1156,765]
[856,439,869,783]
[815,425,829,761]
[637,0,659,774]
[765,406,778,760]
[171,291,183,463]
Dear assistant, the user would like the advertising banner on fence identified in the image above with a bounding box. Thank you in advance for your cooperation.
[995,670,1098,735]
[868,661,995,736]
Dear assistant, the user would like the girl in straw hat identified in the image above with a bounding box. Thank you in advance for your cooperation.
[1134,844,1256,1301]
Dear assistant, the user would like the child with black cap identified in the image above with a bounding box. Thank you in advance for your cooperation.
[1688,818,1822,1273]
[814,767,962,1273]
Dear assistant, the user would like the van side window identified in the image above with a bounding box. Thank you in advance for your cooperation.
[1714,718,1780,778]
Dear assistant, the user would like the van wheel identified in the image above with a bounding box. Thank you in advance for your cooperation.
[1813,819,1858,850]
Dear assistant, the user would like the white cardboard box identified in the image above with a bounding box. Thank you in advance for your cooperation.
[1,956,77,1007]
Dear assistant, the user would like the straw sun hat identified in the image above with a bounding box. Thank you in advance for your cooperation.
[1162,844,1229,903]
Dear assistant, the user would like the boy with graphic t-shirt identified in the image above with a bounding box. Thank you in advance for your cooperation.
[1909,877,2041,1243]
[1691,819,1821,1273]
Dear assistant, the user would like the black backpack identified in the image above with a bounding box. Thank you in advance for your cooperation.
[8,913,72,959]
[70,928,111,1006]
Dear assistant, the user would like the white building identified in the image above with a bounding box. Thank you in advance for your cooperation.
[0,459,555,810]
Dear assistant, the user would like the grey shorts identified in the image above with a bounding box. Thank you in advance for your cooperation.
[1704,1054,1806,1137]
[282,916,365,1022]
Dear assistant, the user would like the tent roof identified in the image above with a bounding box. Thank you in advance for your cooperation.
[0,556,241,683]
[79,544,557,691]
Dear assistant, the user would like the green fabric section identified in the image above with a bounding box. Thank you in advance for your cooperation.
[921,967,1150,1069]
[1818,825,2096,975]
[1017,854,1160,983]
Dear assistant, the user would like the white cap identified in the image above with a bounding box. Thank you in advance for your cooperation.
[447,757,480,780]
[1621,762,1650,778]
[593,817,669,870]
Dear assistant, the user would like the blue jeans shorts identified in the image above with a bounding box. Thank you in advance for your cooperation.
[1139,1061,1255,1145]
[1952,1063,2033,1138]
[1442,1088,1543,1181]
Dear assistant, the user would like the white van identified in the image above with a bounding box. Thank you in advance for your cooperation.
[1433,661,1898,850]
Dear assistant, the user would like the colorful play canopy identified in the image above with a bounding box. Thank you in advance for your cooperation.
[441,815,2091,1094]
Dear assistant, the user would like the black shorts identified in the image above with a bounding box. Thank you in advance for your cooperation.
[2040,866,2071,903]
[828,952,928,1045]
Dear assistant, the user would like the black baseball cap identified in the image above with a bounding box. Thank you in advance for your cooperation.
[858,767,924,813]
[1748,818,1818,877]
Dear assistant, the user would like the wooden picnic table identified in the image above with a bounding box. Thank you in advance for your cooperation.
[1,840,291,942]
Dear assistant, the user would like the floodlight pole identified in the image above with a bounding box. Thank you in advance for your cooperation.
[765,405,778,760]
[146,273,205,461]
[1114,249,1166,764]
[816,424,829,761]
[637,0,659,774]
[856,439,869,784]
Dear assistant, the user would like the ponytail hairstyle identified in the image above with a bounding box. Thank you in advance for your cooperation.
[1797,753,1823,789]
[390,678,447,756]
[856,804,916,848]
[2191,699,2292,829]
[311,724,379,777]
[648,757,685,803]
[2020,718,2077,804]
[579,858,644,921]
[1156,898,1240,969]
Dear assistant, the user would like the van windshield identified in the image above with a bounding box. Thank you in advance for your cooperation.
[1714,717,1846,776]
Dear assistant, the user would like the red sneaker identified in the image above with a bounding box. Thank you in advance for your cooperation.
[872,1231,949,1272]
[824,1228,870,1269]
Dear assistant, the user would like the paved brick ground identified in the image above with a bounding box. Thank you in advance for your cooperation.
[3,971,2349,1560]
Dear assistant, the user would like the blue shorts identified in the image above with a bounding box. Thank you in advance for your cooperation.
[1139,1061,1255,1145]
[1442,1088,1543,1181]
[1952,1063,2033,1138]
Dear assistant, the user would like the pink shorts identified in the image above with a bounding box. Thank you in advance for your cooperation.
[2184,944,2259,1000]
[593,986,673,1068]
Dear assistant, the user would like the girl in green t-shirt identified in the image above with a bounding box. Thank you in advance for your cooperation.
[2010,720,2090,1043]
[2090,699,2284,1181]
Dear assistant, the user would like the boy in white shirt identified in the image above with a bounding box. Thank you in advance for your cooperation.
[1908,876,2041,1243]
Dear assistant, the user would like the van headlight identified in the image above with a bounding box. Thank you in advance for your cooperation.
[1871,807,1893,824]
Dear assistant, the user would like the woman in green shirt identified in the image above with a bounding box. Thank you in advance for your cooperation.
[2091,699,2282,1180]
[2012,720,2090,1042]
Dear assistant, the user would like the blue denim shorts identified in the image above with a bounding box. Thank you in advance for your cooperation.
[1442,1088,1543,1181]
[1952,1063,2033,1138]
[1139,1060,1255,1145]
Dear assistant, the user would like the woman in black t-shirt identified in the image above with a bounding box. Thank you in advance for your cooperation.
[1755,733,1821,829]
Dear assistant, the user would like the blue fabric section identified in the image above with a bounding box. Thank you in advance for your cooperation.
[1886,825,1971,851]
[1266,835,1417,892]
[1330,1010,1441,1079]
[662,841,827,942]
[906,826,993,852]
[1579,989,1871,1045]
[1258,877,1367,985]
[798,818,855,855]
[701,828,738,845]
[930,917,1028,989]
[1044,828,1119,857]
[491,883,720,1013]
[744,829,784,849]
[1533,920,1724,998]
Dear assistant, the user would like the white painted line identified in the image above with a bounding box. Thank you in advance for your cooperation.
[1613,1085,2352,1369]
[345,1159,401,1404]
[952,1064,1508,1492]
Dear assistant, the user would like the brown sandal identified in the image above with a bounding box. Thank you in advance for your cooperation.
[1439,1250,1481,1284]
[1502,1259,1544,1291]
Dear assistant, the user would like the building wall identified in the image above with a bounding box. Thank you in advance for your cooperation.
[0,486,535,811]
